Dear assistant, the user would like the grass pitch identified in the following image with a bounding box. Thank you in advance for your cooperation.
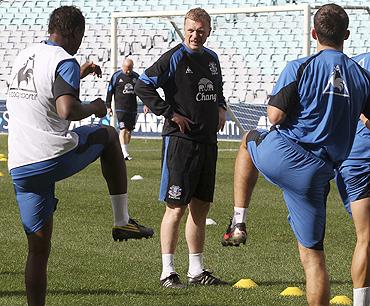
[0,135,354,305]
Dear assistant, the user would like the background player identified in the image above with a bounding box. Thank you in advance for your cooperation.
[221,4,370,305]
[6,6,153,306]
[106,58,143,160]
[335,51,370,306]
[135,8,227,288]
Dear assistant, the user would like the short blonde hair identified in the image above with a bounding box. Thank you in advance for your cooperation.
[185,8,211,28]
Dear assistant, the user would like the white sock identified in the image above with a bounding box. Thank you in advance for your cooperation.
[110,194,129,226]
[121,144,129,157]
[353,287,370,306]
[187,253,204,277]
[232,207,248,226]
[161,254,175,280]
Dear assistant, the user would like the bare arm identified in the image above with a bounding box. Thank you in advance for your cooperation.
[80,61,102,79]
[56,95,107,121]
[267,105,286,125]
[143,105,151,114]
[170,112,194,133]
[360,113,370,130]
[218,107,226,131]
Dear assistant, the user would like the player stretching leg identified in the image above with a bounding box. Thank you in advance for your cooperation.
[221,4,370,305]
[221,146,251,247]
[335,51,370,306]
[6,6,153,306]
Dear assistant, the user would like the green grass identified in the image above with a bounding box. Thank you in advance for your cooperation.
[0,135,354,305]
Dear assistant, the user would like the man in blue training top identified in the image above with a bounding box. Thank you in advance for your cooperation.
[135,7,227,288]
[221,4,370,305]
[6,6,153,306]
[335,52,370,306]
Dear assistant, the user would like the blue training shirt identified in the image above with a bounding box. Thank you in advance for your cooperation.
[269,49,370,163]
[341,52,370,163]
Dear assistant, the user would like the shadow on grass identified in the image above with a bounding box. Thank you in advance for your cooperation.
[0,271,23,276]
[0,290,25,297]
[0,288,190,298]
[249,280,305,286]
[50,289,189,297]
[0,279,348,298]
[253,279,349,286]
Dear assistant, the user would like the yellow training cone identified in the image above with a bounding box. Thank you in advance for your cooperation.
[0,157,7,162]
[0,154,4,158]
[233,279,258,289]
[0,172,3,177]
[330,295,352,305]
[280,287,304,296]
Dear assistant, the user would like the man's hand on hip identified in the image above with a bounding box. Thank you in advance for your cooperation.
[171,112,194,133]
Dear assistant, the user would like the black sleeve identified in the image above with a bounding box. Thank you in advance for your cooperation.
[53,74,80,101]
[268,81,299,114]
[134,51,176,119]
[134,79,173,118]
[363,94,370,119]
[216,61,226,109]
[105,75,115,108]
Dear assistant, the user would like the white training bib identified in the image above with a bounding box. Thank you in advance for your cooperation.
[7,43,79,170]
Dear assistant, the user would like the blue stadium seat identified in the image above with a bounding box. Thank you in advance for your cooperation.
[0,0,369,102]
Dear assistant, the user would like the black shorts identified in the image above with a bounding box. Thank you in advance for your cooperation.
[116,111,137,131]
[159,136,218,205]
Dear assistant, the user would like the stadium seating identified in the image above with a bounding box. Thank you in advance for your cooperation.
[0,0,369,103]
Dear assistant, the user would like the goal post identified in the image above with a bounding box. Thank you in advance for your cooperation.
[110,4,369,75]
[109,4,369,135]
[111,4,312,73]
[109,4,311,130]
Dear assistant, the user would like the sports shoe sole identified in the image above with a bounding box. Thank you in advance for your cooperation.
[113,235,153,242]
[112,229,154,242]
[221,232,247,247]
[221,239,246,247]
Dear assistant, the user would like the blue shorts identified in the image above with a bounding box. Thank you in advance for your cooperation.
[335,162,370,216]
[247,129,334,250]
[335,124,370,215]
[11,125,106,234]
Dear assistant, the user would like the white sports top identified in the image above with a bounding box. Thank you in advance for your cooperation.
[7,43,79,170]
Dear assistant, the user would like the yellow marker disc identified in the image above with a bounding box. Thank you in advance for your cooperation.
[280,287,304,296]
[233,279,258,289]
[330,295,352,305]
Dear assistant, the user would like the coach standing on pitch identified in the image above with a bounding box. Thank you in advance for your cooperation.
[221,4,370,306]
[106,58,140,160]
[135,7,227,288]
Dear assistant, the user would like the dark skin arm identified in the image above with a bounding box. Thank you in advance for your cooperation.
[57,60,105,121]
[56,95,107,121]
[80,61,102,79]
